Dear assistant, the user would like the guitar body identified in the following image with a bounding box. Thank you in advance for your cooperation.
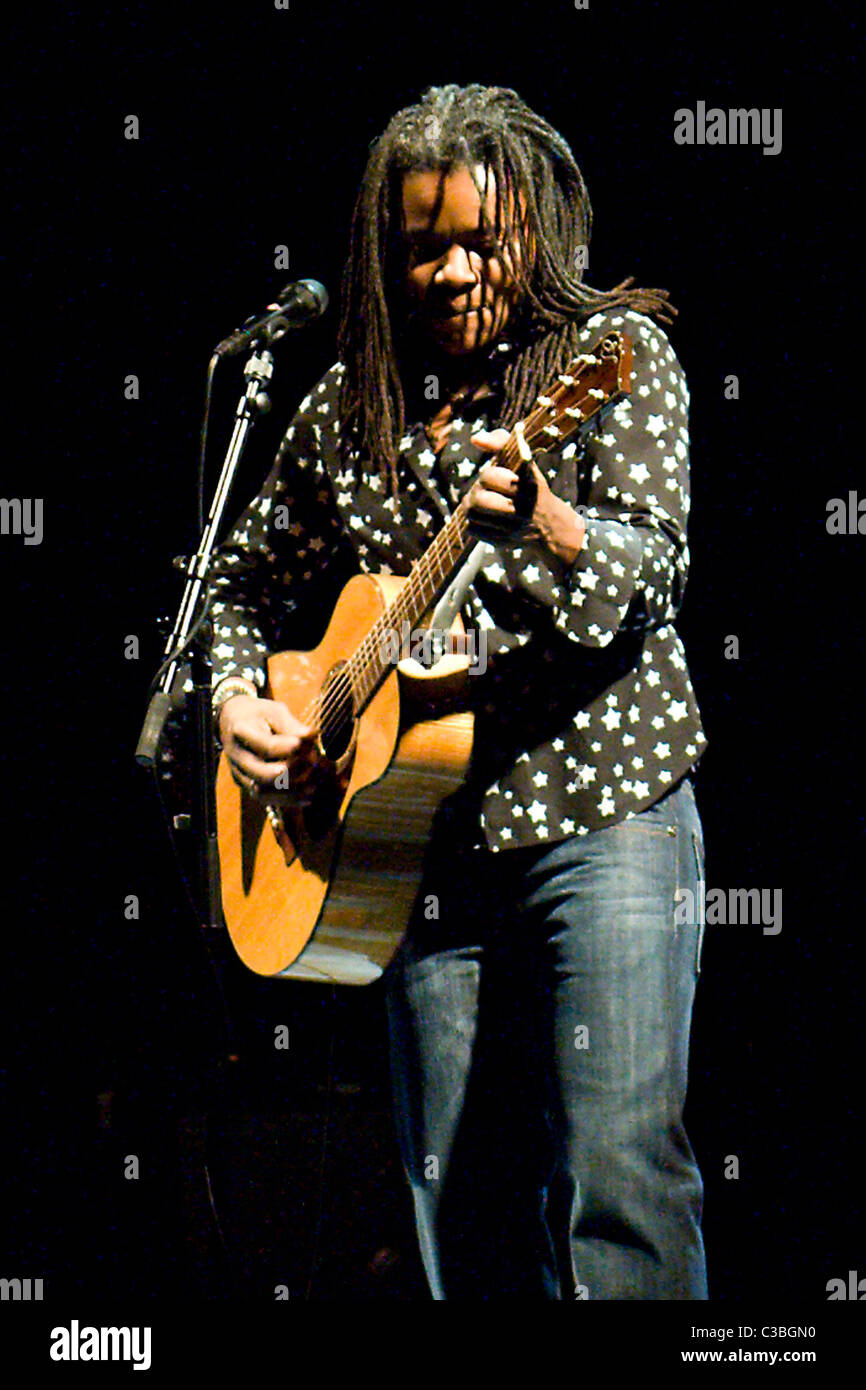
[215,573,474,983]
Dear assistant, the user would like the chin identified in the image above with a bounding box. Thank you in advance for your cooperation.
[437,336,485,357]
[433,322,497,356]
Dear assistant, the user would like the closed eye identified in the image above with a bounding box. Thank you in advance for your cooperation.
[406,233,500,264]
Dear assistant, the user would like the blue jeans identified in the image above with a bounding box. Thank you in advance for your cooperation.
[384,775,708,1299]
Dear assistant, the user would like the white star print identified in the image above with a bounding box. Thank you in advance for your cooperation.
[211,337,706,856]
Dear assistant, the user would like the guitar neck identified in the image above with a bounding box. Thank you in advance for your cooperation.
[343,492,475,715]
[332,332,633,725]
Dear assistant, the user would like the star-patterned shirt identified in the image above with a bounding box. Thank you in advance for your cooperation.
[206,307,707,851]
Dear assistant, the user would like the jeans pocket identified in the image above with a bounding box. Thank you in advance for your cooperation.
[691,829,705,977]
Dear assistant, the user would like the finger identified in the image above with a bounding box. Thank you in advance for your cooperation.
[233,718,314,761]
[257,700,313,739]
[231,767,256,796]
[228,746,299,786]
[476,465,520,496]
[233,729,324,780]
[469,487,518,517]
[470,428,511,451]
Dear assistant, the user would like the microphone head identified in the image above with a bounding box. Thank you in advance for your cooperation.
[297,278,328,314]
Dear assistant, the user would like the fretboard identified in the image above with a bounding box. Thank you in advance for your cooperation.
[325,330,632,725]
[345,498,473,711]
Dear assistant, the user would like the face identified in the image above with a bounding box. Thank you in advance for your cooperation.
[399,163,522,357]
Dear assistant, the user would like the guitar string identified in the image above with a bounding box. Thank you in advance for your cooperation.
[302,376,584,742]
[300,501,475,740]
[294,350,619,745]
[302,372,607,745]
[304,370,608,744]
[301,426,516,743]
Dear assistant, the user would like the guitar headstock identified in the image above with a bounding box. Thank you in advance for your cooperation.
[522,331,633,454]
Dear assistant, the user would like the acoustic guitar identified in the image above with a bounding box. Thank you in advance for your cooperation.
[215,331,633,983]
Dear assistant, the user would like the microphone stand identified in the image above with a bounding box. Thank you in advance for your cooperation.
[132,311,329,1294]
[135,342,276,931]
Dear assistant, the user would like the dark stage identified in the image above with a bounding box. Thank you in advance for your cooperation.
[1,0,862,1360]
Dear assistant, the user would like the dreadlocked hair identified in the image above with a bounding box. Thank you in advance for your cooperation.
[337,83,677,494]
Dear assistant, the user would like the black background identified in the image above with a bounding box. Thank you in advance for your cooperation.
[2,0,862,1313]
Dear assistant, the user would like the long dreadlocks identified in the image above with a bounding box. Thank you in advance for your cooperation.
[337,83,677,493]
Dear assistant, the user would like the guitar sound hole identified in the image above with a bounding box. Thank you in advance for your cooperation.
[318,664,356,762]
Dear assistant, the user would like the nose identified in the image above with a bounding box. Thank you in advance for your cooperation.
[434,243,479,290]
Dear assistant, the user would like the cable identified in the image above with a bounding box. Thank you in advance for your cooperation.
[197,353,218,535]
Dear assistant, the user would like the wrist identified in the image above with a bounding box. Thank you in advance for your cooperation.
[536,495,586,567]
[212,675,259,743]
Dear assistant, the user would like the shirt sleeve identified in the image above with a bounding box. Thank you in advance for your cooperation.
[206,364,352,689]
[503,309,692,649]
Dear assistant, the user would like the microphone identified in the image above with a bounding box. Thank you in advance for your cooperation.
[213,278,328,358]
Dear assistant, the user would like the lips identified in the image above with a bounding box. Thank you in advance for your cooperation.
[431,305,483,322]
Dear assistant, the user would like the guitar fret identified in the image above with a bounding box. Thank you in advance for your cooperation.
[337,331,630,720]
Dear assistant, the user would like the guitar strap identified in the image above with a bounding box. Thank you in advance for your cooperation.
[428,418,531,634]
